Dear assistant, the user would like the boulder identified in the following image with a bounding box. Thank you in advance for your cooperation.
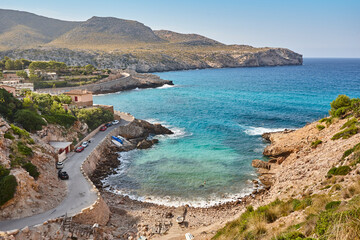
[251,159,271,170]
[136,139,159,149]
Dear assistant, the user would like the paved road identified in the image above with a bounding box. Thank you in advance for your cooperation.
[0,120,128,231]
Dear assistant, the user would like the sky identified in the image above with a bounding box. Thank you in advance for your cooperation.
[1,0,359,58]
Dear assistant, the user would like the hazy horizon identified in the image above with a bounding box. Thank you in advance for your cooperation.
[1,0,359,58]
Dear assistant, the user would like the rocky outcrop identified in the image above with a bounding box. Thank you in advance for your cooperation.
[0,47,302,73]
[136,139,159,149]
[251,159,271,170]
[117,119,173,139]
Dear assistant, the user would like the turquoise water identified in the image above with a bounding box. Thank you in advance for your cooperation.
[94,58,360,207]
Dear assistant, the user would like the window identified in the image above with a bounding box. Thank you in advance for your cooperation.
[75,96,78,101]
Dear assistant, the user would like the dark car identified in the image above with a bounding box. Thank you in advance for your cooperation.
[100,125,107,131]
[75,146,85,152]
[105,122,112,127]
[58,170,69,180]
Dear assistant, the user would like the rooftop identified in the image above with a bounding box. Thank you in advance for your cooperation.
[49,141,72,150]
[64,89,93,95]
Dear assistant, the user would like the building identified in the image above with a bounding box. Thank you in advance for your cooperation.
[49,141,72,162]
[0,80,34,93]
[0,85,16,96]
[3,71,24,82]
[64,89,93,107]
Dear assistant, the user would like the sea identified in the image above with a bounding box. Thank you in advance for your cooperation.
[94,58,360,207]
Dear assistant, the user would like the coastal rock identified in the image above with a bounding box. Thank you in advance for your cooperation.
[136,139,159,149]
[117,119,173,139]
[251,159,271,170]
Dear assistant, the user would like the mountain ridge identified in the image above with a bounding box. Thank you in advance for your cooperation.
[0,9,303,72]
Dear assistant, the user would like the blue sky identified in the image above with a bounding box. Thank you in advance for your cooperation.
[1,0,359,57]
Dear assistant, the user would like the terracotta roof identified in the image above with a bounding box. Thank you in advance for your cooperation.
[64,89,92,95]
[0,84,16,90]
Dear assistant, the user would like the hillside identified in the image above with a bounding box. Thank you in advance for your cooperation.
[212,95,360,240]
[0,9,79,50]
[49,16,164,49]
[0,9,303,72]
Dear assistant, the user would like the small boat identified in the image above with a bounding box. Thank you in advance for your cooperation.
[176,216,184,224]
[111,136,123,144]
[185,233,194,240]
[111,139,122,147]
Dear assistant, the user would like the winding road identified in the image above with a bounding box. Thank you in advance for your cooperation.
[0,119,129,231]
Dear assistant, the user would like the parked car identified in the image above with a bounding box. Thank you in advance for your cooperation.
[56,161,64,169]
[100,125,107,131]
[112,120,119,125]
[105,122,112,127]
[58,170,69,180]
[81,141,89,148]
[75,146,85,152]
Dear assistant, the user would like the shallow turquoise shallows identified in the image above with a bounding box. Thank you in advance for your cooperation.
[94,58,360,207]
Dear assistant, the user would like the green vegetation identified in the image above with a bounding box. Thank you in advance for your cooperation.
[325,201,341,210]
[0,175,18,206]
[43,113,77,128]
[331,125,358,140]
[0,89,23,121]
[212,199,312,240]
[76,107,114,131]
[0,57,31,70]
[327,166,351,177]
[10,124,30,138]
[14,109,46,132]
[316,124,325,131]
[22,162,39,180]
[17,141,33,156]
[4,132,14,140]
[311,140,322,148]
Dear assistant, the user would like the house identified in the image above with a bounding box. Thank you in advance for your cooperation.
[1,80,34,93]
[64,89,93,107]
[3,71,24,82]
[0,85,16,96]
[49,141,72,162]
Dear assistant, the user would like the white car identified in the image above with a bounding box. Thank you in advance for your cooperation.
[81,141,89,148]
[112,120,119,125]
[56,161,64,169]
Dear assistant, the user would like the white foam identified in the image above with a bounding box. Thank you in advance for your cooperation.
[145,118,192,139]
[157,84,175,89]
[104,185,257,208]
[243,126,289,136]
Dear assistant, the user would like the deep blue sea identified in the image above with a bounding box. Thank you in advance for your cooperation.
[94,58,360,207]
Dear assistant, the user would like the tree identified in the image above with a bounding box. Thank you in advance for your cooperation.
[16,70,28,79]
[0,175,17,206]
[4,59,14,70]
[85,64,95,72]
[0,88,23,121]
[14,109,46,132]
[56,94,72,104]
[14,59,23,70]
[76,107,114,130]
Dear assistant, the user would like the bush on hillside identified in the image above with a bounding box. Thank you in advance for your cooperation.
[43,113,77,128]
[22,162,40,180]
[331,125,358,140]
[0,88,23,121]
[331,95,351,111]
[76,107,114,131]
[0,164,10,180]
[14,109,46,132]
[10,124,30,137]
[316,124,325,131]
[325,201,341,210]
[17,141,33,156]
[327,166,351,177]
[0,175,17,206]
[311,140,322,148]
[4,132,14,140]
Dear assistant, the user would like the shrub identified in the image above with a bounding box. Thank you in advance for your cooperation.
[341,118,358,129]
[311,140,322,148]
[0,88,23,121]
[76,107,114,131]
[17,141,33,156]
[0,175,18,206]
[4,132,14,140]
[43,113,77,128]
[331,125,358,140]
[272,231,309,240]
[327,166,351,177]
[14,109,46,132]
[22,162,40,180]
[331,95,351,112]
[0,164,10,180]
[343,148,354,159]
[10,124,29,137]
[325,201,341,210]
[316,124,325,131]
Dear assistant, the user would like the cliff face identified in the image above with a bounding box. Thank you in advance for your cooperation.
[0,47,302,73]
